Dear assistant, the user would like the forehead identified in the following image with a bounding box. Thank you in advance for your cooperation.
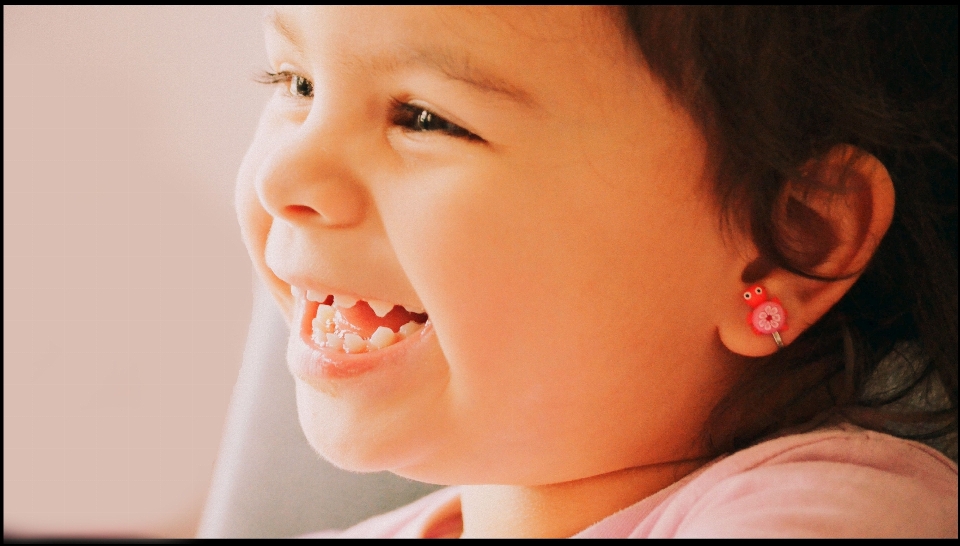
[265,6,637,107]
[266,6,620,53]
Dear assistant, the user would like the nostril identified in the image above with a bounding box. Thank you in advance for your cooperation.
[281,183,366,227]
[286,204,317,216]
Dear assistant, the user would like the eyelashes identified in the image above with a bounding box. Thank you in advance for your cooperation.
[255,70,483,142]
[390,101,482,141]
[256,70,313,98]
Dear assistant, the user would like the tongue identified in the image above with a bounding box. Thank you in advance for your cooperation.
[334,301,426,339]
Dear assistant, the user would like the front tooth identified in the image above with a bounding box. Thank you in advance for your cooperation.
[312,305,336,335]
[367,300,394,318]
[333,294,358,308]
[315,304,335,324]
[306,290,328,302]
[398,321,423,338]
[343,333,367,353]
[402,304,426,315]
[325,333,343,350]
[312,319,335,336]
[291,285,299,298]
[369,326,396,349]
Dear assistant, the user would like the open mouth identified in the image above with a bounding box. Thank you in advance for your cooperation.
[294,287,429,353]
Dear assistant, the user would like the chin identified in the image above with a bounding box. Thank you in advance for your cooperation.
[292,385,473,484]
[285,316,454,473]
[295,387,393,472]
[292,380,437,475]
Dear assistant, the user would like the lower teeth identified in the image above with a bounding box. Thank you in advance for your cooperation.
[310,305,425,352]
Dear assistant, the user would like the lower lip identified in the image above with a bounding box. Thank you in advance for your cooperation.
[288,297,434,383]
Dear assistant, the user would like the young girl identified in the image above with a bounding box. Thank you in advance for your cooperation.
[235,6,957,537]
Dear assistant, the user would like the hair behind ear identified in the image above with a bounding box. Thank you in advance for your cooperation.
[620,5,957,459]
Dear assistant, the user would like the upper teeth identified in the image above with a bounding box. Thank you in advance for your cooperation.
[306,290,327,302]
[367,300,394,317]
[299,287,425,317]
[332,294,358,308]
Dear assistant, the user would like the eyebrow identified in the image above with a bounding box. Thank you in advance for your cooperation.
[264,9,537,108]
[265,9,305,55]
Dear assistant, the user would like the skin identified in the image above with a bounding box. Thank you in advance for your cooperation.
[235,6,895,537]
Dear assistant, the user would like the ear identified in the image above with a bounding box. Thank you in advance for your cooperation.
[718,145,895,357]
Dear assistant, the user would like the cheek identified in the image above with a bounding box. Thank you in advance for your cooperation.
[235,146,265,255]
[406,160,718,350]
[393,158,728,454]
[235,131,292,320]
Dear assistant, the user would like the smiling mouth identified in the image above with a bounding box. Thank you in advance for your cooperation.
[292,287,429,353]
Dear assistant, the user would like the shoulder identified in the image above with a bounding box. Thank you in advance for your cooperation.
[646,426,958,538]
[300,486,462,538]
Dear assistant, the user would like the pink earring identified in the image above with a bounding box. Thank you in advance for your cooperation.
[743,285,787,349]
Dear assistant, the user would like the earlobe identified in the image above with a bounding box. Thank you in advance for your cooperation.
[718,145,895,357]
[718,281,794,357]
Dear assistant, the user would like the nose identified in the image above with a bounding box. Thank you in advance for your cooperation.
[254,107,368,229]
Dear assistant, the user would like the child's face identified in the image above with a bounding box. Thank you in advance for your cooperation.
[237,6,742,484]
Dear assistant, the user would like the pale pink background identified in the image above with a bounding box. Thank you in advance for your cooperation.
[4,6,268,537]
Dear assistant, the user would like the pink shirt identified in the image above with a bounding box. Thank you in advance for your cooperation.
[307,425,958,538]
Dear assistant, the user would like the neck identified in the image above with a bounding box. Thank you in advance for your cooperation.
[459,458,708,538]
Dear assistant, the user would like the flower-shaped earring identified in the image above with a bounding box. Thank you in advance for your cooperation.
[743,285,788,349]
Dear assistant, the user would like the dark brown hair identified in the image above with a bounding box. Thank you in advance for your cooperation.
[617,6,958,459]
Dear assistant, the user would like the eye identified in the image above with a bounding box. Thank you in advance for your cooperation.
[743,292,751,300]
[255,70,313,98]
[391,102,482,141]
[288,74,313,98]
[755,287,763,295]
